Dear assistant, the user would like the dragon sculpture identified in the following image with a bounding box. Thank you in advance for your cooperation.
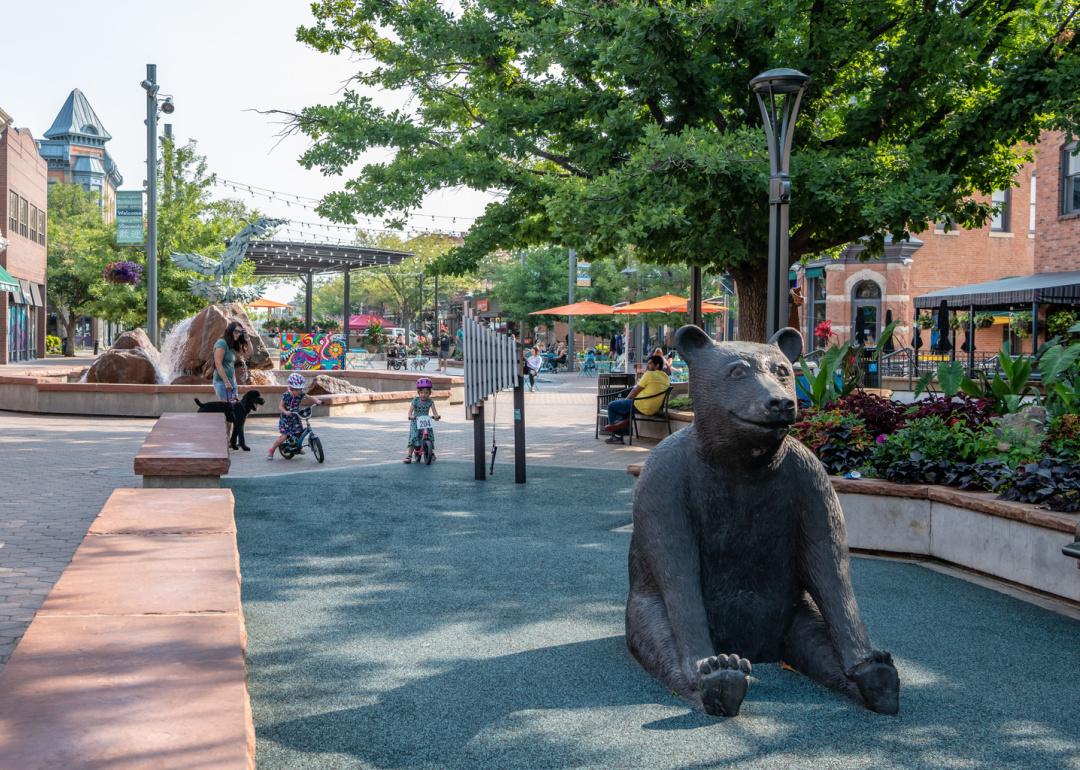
[170,217,286,303]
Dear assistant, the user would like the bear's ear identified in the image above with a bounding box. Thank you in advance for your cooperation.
[675,325,712,363]
[768,327,804,363]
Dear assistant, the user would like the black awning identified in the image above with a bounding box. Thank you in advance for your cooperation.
[914,270,1080,310]
[244,240,413,276]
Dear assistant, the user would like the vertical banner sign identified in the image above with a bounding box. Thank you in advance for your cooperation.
[576,261,592,287]
[115,190,144,244]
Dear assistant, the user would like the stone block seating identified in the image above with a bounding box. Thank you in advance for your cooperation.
[134,412,231,487]
[626,464,1080,602]
[0,488,254,770]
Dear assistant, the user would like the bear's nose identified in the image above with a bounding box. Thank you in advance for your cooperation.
[768,396,796,415]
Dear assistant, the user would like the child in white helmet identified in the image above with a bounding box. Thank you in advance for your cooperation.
[268,373,322,460]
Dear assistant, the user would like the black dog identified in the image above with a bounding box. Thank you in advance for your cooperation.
[194,390,265,451]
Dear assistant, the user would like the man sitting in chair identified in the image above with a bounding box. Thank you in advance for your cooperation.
[602,354,670,445]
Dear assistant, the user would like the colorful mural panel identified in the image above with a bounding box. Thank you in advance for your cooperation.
[280,333,347,370]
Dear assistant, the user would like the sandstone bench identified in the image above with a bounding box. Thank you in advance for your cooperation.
[626,463,1080,602]
[0,487,254,769]
[134,411,231,488]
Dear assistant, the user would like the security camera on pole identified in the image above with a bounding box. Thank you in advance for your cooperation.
[140,64,175,348]
[750,68,809,340]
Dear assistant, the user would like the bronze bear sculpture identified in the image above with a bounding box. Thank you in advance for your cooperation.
[626,325,899,717]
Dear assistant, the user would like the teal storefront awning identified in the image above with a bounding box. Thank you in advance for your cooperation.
[0,265,19,293]
[790,267,824,281]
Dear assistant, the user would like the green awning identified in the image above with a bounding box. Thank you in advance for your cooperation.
[0,265,19,293]
[790,267,824,281]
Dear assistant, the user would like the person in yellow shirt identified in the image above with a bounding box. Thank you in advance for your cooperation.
[602,354,671,444]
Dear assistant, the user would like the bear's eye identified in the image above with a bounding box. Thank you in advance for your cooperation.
[775,363,791,377]
[728,363,749,379]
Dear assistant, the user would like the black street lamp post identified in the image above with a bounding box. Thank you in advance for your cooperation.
[750,68,810,339]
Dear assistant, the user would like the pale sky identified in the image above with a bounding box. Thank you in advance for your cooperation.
[3,0,493,301]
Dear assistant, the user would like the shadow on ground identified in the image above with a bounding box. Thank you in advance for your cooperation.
[229,463,1080,770]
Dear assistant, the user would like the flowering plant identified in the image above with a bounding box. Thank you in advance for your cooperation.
[103,260,143,285]
[813,320,833,346]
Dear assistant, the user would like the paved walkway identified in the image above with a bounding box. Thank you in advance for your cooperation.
[0,374,644,666]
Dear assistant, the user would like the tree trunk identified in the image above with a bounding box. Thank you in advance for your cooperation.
[730,264,768,343]
[64,313,78,357]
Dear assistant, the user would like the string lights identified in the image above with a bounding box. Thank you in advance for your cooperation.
[211,177,477,239]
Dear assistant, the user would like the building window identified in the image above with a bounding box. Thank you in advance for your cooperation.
[934,216,955,232]
[851,280,882,346]
[1030,172,1037,233]
[19,197,28,238]
[7,191,16,234]
[990,189,1010,231]
[1064,142,1080,216]
[807,276,827,348]
[29,205,37,242]
[38,210,46,245]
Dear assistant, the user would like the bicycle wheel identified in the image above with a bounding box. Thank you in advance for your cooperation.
[422,437,434,465]
[310,437,325,464]
[279,444,296,459]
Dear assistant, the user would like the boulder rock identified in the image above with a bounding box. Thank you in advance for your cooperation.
[170,374,210,386]
[306,374,371,396]
[84,350,158,385]
[111,328,156,353]
[246,369,279,387]
[180,304,272,379]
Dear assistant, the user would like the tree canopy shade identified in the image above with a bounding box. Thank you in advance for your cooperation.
[291,0,1080,339]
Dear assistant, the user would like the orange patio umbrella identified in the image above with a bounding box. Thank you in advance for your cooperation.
[529,300,615,315]
[613,294,725,314]
[247,297,290,309]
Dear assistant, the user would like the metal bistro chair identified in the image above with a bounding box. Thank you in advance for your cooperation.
[595,373,635,438]
[628,387,675,445]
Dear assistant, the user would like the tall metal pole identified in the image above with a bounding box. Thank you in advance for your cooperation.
[144,64,159,347]
[567,248,576,372]
[304,270,314,332]
[751,69,809,340]
[433,273,439,334]
[690,266,703,329]
[343,268,351,350]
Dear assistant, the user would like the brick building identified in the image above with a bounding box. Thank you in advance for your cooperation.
[795,130,1079,354]
[0,108,48,363]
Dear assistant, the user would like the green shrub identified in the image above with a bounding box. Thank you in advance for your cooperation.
[46,335,62,355]
[668,395,692,411]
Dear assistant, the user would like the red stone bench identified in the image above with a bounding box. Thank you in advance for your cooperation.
[134,412,231,488]
[0,488,254,769]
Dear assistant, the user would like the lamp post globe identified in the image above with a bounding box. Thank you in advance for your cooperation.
[750,68,809,340]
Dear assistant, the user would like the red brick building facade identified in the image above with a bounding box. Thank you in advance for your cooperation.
[0,108,48,363]
[795,130,1078,353]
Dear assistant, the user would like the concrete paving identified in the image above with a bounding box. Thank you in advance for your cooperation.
[231,462,1080,770]
[0,374,644,667]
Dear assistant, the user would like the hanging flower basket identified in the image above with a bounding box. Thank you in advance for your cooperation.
[103,260,143,286]
[974,312,995,329]
[1010,311,1032,338]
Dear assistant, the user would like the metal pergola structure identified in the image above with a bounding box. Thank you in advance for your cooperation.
[244,240,413,334]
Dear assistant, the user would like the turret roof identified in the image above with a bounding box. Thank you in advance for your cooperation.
[43,89,111,141]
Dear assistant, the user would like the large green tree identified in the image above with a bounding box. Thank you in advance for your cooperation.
[45,185,124,355]
[289,0,1079,340]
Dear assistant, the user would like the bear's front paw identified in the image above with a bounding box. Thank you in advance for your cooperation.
[850,650,899,715]
[696,654,751,717]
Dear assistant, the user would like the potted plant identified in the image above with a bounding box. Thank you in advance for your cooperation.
[1046,309,1079,340]
[974,312,995,329]
[1010,311,1032,338]
[814,320,834,348]
[102,260,143,286]
[950,312,968,331]
[364,321,387,353]
[917,314,936,329]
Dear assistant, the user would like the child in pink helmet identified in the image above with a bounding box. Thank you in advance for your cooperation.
[268,373,322,460]
[405,377,441,463]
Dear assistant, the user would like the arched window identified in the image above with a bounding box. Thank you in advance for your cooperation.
[851,280,882,345]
